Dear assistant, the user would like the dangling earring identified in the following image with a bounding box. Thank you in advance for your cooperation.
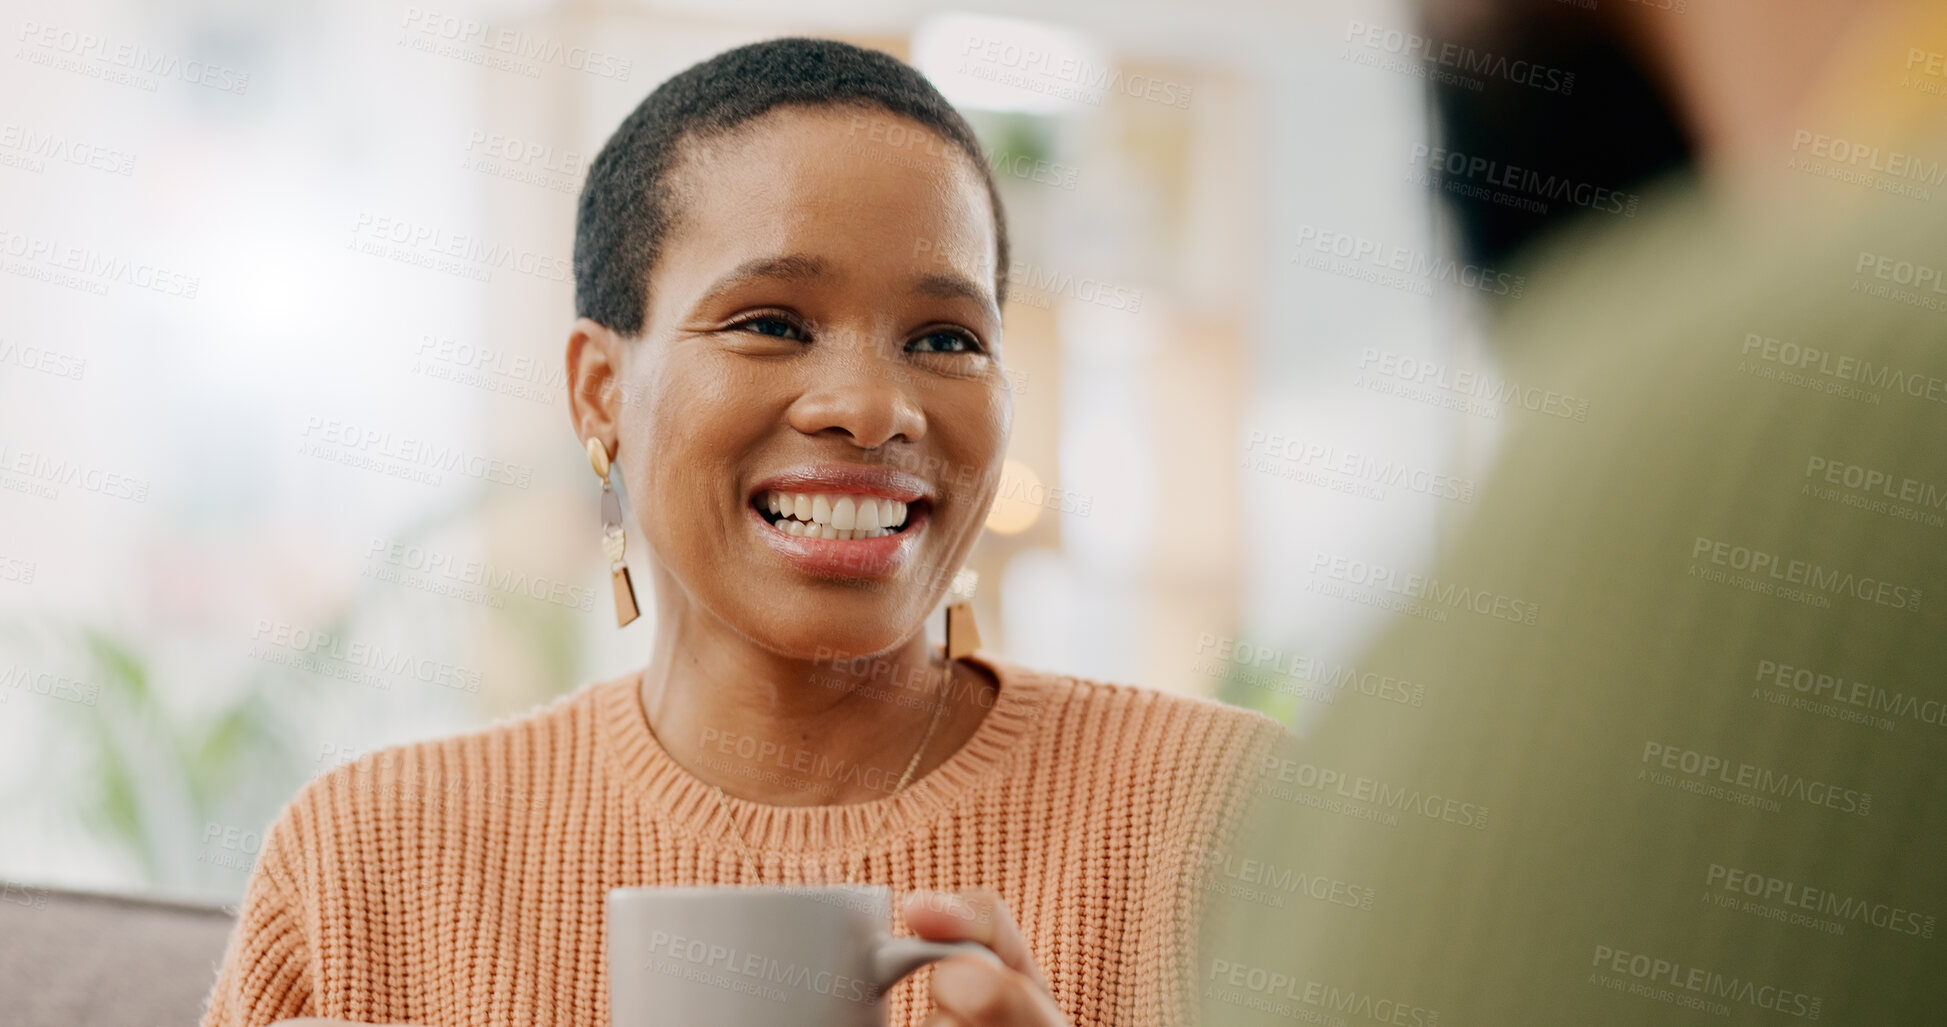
[944,601,981,660]
[587,437,640,627]
[944,569,981,660]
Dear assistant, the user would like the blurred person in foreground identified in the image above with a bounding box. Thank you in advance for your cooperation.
[1201,1,1947,1023]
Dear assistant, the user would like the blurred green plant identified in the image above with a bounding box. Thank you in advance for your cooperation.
[4,480,593,900]
[69,626,304,893]
[1213,639,1301,726]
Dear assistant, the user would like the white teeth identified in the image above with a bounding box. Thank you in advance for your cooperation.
[761,490,913,536]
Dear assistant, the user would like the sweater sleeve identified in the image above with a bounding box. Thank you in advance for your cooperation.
[201,806,316,1027]
[1167,708,1291,1027]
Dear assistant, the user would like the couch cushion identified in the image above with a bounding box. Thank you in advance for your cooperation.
[0,882,236,1027]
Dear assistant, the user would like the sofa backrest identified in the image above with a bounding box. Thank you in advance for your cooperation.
[0,882,235,1027]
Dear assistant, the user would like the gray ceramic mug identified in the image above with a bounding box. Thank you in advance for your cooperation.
[607,884,999,1026]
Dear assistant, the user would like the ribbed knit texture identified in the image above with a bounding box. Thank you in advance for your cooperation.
[201,650,1285,1027]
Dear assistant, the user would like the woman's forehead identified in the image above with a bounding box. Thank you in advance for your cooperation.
[657,107,998,295]
[671,106,992,234]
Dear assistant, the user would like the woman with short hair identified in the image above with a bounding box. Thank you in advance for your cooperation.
[204,36,1281,1027]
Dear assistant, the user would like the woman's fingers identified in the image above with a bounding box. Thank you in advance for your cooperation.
[903,888,1071,1025]
[930,954,1069,1025]
[902,887,1049,992]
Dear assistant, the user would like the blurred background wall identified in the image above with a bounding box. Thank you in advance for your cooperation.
[0,0,1488,903]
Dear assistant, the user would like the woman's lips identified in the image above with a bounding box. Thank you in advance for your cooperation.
[746,500,927,578]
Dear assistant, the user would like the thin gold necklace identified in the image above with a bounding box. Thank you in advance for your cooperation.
[711,652,953,885]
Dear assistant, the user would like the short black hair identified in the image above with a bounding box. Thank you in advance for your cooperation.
[574,36,1010,336]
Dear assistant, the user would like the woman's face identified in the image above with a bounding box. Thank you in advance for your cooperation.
[592,105,1010,660]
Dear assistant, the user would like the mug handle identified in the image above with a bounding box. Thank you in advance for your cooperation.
[871,935,1001,993]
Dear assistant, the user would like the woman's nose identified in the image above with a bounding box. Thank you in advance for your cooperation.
[785,341,928,449]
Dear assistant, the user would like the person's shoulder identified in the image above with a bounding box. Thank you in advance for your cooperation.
[288,672,628,825]
[981,650,1288,757]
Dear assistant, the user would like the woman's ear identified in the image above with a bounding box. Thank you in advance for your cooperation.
[566,317,625,453]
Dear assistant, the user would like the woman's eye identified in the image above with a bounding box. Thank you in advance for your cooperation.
[732,316,806,341]
[909,330,983,355]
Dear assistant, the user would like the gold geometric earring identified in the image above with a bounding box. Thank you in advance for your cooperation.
[944,569,981,660]
[944,600,980,660]
[587,437,640,627]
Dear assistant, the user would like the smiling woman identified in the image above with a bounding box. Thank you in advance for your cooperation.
[199,37,1283,1027]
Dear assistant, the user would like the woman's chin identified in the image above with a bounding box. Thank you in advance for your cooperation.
[745,607,926,666]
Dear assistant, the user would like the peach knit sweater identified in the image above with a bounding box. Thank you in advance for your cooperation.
[201,650,1284,1026]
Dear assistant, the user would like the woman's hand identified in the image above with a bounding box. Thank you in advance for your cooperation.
[903,888,1072,1026]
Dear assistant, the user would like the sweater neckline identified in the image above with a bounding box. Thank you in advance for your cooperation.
[594,648,1045,855]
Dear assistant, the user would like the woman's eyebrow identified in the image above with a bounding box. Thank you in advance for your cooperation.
[692,253,997,320]
[692,253,835,308]
[911,271,995,314]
